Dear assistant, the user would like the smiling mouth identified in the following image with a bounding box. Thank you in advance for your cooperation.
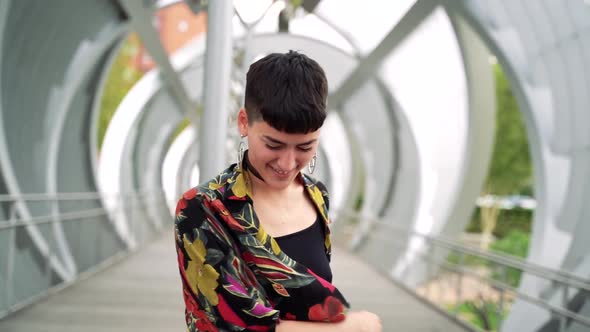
[269,166,292,176]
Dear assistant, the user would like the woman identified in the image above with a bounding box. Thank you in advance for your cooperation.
[174,51,381,331]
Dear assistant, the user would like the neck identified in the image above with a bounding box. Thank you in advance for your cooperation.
[243,151,265,183]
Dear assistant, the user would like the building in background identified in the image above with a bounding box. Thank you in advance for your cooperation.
[133,2,207,72]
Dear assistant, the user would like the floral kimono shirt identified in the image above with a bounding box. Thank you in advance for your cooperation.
[174,163,350,331]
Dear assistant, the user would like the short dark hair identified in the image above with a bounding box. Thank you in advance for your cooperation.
[244,50,328,134]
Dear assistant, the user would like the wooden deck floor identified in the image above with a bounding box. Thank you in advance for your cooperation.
[0,231,468,331]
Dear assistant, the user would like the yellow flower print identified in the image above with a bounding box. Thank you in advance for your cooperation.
[256,226,281,254]
[208,181,224,191]
[183,235,220,306]
[309,185,328,221]
[270,238,282,255]
[256,226,268,244]
[231,173,251,198]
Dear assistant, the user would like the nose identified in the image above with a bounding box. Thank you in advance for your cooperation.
[276,149,297,171]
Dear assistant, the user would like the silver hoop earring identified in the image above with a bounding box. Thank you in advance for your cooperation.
[308,153,317,174]
[237,135,246,168]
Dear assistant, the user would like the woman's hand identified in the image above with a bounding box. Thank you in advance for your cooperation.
[343,311,382,332]
[276,310,382,332]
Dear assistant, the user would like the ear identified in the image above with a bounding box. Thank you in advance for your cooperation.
[237,108,249,136]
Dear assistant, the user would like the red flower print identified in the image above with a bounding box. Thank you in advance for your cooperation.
[272,282,289,297]
[308,296,346,322]
[242,252,293,272]
[217,294,246,327]
[307,268,335,292]
[183,188,198,200]
[209,199,245,231]
[183,288,200,316]
[247,325,273,332]
[183,288,218,331]
[195,315,218,332]
[284,312,296,320]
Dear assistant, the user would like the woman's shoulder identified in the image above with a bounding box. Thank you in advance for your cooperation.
[300,173,331,214]
[178,164,239,204]
[203,164,241,193]
[175,164,240,228]
[300,173,329,194]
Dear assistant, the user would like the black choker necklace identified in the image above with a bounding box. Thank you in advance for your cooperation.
[242,150,266,183]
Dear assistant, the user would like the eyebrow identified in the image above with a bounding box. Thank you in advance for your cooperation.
[263,135,317,146]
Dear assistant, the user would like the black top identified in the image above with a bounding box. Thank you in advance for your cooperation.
[274,216,333,282]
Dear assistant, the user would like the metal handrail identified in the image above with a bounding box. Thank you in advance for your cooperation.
[336,210,590,330]
[0,208,109,230]
[375,221,590,292]
[337,210,590,291]
[433,260,590,328]
[382,238,590,328]
[0,190,166,202]
[0,190,172,320]
[0,190,171,228]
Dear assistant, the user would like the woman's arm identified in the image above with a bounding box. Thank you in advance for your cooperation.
[175,193,280,331]
[277,311,382,332]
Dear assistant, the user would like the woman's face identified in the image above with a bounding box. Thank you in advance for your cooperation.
[238,109,320,190]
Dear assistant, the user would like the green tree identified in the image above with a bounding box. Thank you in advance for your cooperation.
[490,230,530,287]
[98,34,144,151]
[485,64,532,195]
[455,297,504,331]
[476,64,533,247]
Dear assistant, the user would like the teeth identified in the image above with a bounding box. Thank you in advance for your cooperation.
[272,167,288,175]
